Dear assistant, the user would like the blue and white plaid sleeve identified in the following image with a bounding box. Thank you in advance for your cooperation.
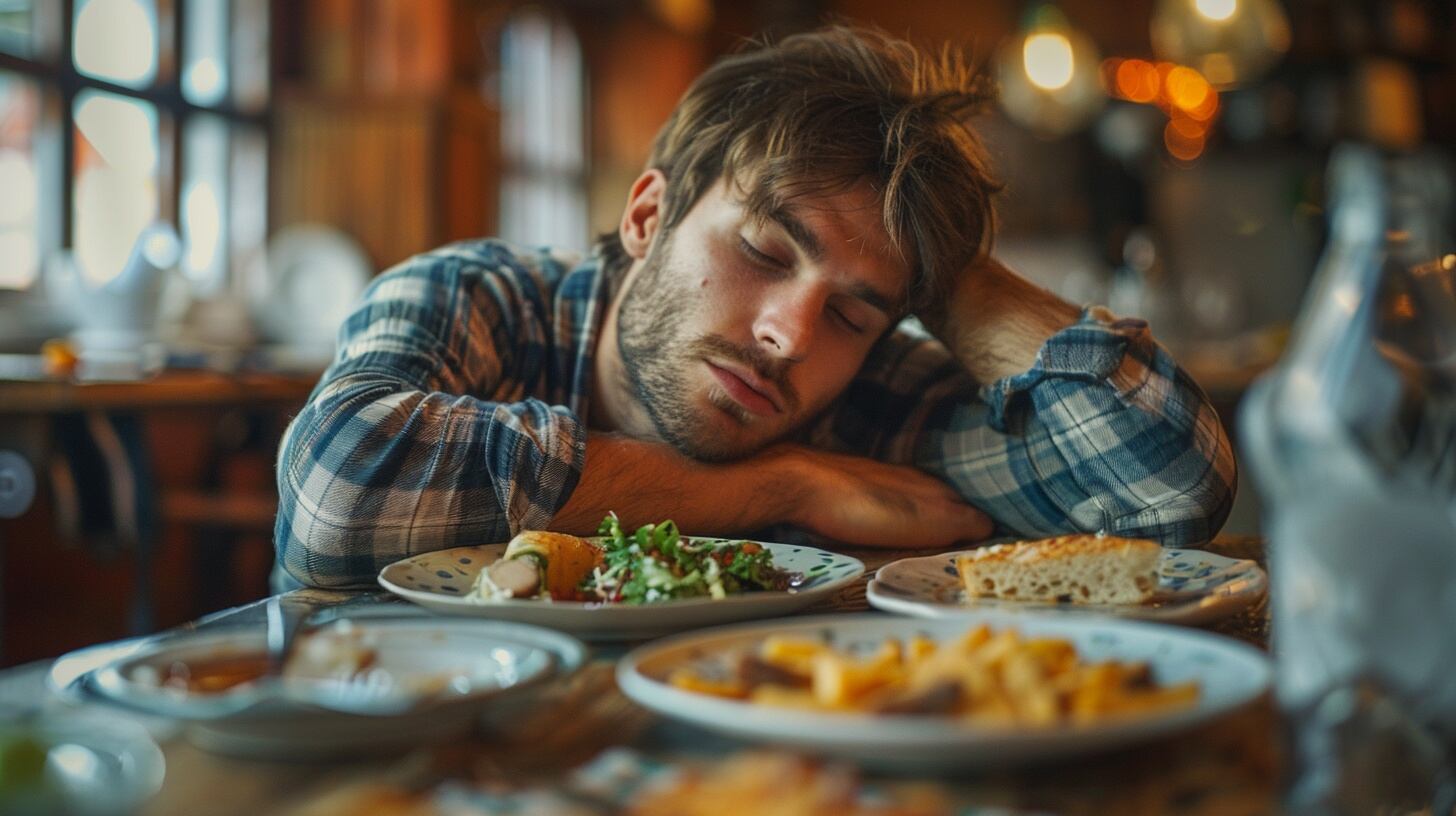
[273,245,587,588]
[926,307,1235,545]
[817,307,1236,546]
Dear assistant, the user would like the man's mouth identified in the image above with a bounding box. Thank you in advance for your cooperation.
[705,361,784,417]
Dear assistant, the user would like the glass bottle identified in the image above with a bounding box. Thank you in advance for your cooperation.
[1241,143,1456,813]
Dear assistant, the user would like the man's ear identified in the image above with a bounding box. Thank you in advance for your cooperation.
[619,169,667,260]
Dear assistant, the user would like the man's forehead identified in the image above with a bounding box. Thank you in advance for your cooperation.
[728,178,912,310]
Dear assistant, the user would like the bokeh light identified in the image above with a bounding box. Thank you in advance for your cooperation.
[1113,59,1160,103]
[1024,33,1075,91]
[1195,0,1238,22]
[1102,58,1221,162]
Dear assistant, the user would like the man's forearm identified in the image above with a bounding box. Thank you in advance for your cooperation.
[934,257,1080,384]
[550,433,801,536]
[551,434,993,548]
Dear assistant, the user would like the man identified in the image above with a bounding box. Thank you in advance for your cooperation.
[274,26,1235,588]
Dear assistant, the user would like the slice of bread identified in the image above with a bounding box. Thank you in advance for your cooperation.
[955,535,1161,605]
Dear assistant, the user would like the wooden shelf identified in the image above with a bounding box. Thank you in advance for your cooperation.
[0,371,318,414]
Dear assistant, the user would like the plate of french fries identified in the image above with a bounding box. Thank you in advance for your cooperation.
[617,613,1270,770]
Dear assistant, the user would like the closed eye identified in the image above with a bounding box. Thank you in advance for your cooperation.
[738,237,784,269]
[830,306,864,334]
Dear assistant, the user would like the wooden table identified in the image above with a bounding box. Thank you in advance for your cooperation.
[1,536,1278,816]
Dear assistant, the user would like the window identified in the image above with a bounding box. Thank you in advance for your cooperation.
[0,73,44,288]
[499,7,588,250]
[0,0,268,294]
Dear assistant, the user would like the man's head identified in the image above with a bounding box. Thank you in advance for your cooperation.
[598,26,1002,461]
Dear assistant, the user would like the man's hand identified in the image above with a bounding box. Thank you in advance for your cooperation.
[773,445,993,548]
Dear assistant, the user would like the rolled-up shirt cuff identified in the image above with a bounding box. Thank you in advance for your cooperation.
[981,305,1156,432]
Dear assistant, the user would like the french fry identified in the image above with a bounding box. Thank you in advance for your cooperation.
[759,636,829,674]
[811,653,901,708]
[669,667,748,699]
[749,685,826,711]
[947,624,994,654]
[869,639,902,667]
[905,635,937,662]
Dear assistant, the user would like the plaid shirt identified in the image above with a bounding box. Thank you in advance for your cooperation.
[275,239,1236,587]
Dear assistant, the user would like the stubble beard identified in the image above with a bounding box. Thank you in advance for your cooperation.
[616,237,799,462]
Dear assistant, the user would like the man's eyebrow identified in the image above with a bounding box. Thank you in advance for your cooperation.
[846,281,899,316]
[766,205,825,263]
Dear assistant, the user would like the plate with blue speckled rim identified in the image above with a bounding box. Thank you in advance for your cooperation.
[867,547,1266,626]
[379,539,865,640]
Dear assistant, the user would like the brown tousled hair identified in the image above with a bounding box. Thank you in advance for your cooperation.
[595,25,1002,315]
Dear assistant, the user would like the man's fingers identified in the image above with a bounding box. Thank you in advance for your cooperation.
[922,500,992,547]
[956,503,994,542]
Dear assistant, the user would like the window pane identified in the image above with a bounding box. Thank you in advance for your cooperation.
[0,0,33,56]
[181,114,227,294]
[72,89,159,285]
[73,0,159,88]
[231,0,269,112]
[229,124,267,291]
[181,0,228,106]
[0,72,41,289]
[499,9,586,249]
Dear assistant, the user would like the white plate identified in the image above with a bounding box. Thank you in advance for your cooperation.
[378,539,865,640]
[867,546,1267,625]
[63,617,586,760]
[617,612,1271,771]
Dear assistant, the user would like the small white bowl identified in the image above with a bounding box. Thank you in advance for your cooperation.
[79,617,586,759]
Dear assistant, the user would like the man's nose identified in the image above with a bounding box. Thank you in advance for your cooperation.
[754,285,820,362]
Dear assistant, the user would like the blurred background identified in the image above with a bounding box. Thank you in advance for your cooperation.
[0,0,1451,666]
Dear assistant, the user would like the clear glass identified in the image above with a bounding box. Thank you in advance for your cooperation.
[0,72,41,289]
[71,89,160,285]
[1241,144,1456,813]
[181,0,228,106]
[72,0,159,89]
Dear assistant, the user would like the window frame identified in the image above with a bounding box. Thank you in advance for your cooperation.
[0,0,268,285]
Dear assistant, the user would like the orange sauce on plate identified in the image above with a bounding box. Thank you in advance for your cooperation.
[160,654,270,694]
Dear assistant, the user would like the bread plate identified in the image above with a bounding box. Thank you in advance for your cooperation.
[867,546,1266,626]
[617,612,1270,771]
[378,539,864,640]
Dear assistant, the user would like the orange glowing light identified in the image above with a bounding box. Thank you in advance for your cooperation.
[1115,59,1159,103]
[1185,89,1220,121]
[1168,114,1207,139]
[1164,119,1206,161]
[1165,66,1212,112]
